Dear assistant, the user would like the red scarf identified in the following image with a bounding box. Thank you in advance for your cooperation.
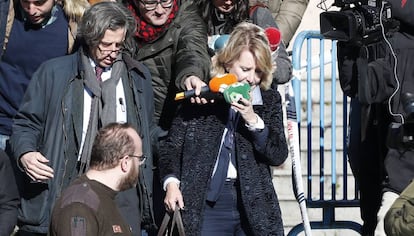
[127,0,178,45]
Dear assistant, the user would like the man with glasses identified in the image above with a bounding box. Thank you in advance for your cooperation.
[10,2,157,235]
[125,0,210,232]
[49,123,145,236]
[126,0,210,130]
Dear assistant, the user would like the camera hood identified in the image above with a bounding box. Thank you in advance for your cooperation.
[320,11,359,42]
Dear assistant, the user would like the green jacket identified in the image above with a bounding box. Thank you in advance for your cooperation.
[134,1,211,131]
[384,181,414,236]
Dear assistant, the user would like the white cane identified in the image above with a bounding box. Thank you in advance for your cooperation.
[283,82,312,236]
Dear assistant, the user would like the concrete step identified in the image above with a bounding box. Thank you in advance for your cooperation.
[276,198,362,227]
[274,150,353,177]
[280,82,349,128]
[297,78,347,106]
[276,188,362,236]
[272,172,357,201]
[297,131,347,153]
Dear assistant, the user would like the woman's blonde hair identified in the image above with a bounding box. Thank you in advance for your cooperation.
[211,22,274,90]
[63,0,90,23]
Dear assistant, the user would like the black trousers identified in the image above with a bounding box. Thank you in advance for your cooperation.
[348,99,388,236]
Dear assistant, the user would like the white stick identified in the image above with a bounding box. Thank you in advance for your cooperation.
[284,82,312,236]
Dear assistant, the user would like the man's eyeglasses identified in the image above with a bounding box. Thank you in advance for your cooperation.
[97,45,124,56]
[139,0,173,11]
[129,154,147,164]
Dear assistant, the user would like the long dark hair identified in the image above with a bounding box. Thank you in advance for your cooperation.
[193,0,249,35]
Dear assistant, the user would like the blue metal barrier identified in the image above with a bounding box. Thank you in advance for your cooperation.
[287,31,362,235]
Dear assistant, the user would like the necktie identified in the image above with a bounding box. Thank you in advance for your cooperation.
[95,66,104,82]
[206,108,238,202]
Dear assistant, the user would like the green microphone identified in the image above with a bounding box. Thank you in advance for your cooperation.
[223,82,251,103]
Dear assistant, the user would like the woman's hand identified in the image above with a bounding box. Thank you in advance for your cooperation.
[164,182,184,212]
[231,97,257,126]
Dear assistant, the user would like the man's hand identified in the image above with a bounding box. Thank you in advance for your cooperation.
[184,75,208,104]
[20,152,54,182]
[164,182,184,212]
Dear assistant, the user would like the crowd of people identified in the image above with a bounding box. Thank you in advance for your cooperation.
[4,0,414,235]
[0,0,310,235]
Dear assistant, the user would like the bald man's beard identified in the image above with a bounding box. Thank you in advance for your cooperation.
[119,163,139,191]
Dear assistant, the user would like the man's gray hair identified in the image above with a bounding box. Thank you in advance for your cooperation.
[78,1,136,51]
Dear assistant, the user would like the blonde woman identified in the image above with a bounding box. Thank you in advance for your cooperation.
[159,22,288,236]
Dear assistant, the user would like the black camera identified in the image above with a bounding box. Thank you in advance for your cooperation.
[387,93,414,150]
[320,0,395,45]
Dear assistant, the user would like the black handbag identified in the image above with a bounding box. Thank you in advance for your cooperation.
[157,208,186,236]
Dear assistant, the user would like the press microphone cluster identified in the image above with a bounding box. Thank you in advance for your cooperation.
[174,74,238,101]
[175,28,281,101]
[212,27,281,52]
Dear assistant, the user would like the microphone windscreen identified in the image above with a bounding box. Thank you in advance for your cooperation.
[223,82,251,103]
[265,27,281,51]
[209,74,238,93]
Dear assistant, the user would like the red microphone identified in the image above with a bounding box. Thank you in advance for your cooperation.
[174,74,238,100]
[265,27,281,51]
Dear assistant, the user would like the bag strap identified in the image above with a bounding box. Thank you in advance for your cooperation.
[157,211,171,236]
[157,208,186,236]
[171,208,186,236]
